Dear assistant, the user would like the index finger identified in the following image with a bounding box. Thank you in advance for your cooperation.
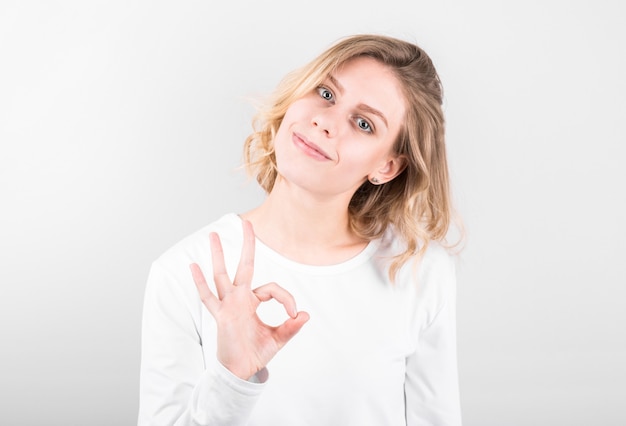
[233,219,255,288]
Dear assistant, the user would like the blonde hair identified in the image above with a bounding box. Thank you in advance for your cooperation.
[244,34,460,279]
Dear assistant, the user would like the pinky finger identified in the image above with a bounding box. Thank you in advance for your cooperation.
[190,263,219,315]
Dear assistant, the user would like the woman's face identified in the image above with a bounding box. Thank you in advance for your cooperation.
[273,56,406,199]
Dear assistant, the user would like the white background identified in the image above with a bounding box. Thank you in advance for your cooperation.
[1,1,624,425]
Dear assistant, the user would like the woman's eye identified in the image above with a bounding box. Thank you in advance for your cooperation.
[317,87,334,102]
[356,117,372,133]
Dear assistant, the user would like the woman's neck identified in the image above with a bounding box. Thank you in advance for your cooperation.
[240,179,368,265]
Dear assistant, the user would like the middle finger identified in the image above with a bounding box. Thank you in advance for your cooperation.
[210,231,232,299]
[233,219,255,288]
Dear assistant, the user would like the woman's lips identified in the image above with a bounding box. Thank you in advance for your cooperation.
[292,132,332,161]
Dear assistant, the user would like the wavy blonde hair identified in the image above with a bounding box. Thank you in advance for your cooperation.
[244,34,459,279]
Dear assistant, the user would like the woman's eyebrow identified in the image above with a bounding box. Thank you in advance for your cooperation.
[328,74,388,128]
[328,75,344,94]
[357,104,388,128]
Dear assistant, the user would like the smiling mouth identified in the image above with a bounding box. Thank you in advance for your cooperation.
[292,132,332,161]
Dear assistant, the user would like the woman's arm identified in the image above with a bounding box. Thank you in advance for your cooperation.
[404,252,463,426]
[190,220,309,381]
[138,220,308,425]
[138,261,265,426]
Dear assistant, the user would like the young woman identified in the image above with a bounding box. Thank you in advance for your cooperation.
[138,34,462,425]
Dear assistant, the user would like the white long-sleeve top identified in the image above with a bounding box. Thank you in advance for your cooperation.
[138,213,462,425]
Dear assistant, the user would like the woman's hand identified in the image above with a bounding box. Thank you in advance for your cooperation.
[189,220,309,381]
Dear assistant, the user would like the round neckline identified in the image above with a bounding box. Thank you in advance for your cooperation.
[227,213,381,275]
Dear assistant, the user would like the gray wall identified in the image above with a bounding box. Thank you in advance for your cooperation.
[1,1,624,424]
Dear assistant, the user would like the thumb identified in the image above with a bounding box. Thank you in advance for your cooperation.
[273,311,310,348]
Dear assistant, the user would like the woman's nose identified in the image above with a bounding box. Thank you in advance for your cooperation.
[311,109,338,138]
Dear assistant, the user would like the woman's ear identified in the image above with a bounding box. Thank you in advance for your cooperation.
[368,155,407,185]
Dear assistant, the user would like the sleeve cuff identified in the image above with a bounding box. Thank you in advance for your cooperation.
[212,361,268,395]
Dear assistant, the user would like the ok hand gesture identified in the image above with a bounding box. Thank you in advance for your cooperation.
[190,220,309,380]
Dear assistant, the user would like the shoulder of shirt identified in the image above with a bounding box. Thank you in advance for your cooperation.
[378,226,457,317]
[152,213,242,273]
[378,226,456,275]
